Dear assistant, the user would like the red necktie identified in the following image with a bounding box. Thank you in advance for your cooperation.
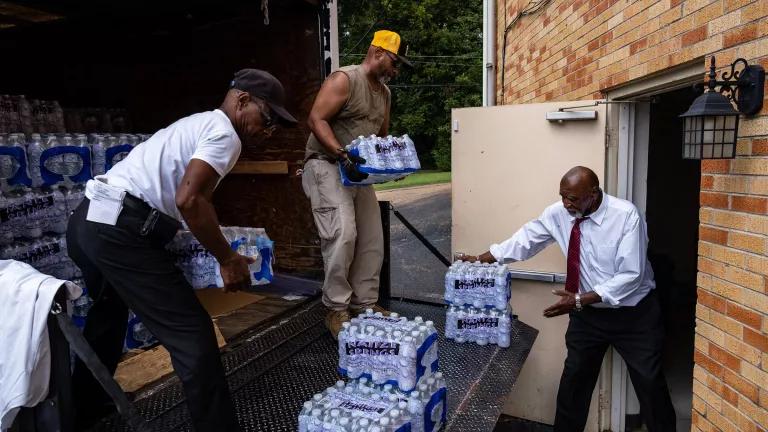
[565,217,587,294]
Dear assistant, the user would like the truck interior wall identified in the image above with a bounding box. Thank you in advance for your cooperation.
[0,0,325,277]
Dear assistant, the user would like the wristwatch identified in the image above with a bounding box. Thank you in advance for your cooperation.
[574,293,583,312]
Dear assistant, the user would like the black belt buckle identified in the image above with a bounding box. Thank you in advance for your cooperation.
[140,209,160,236]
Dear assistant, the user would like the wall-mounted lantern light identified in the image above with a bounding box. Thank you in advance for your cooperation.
[680,56,764,159]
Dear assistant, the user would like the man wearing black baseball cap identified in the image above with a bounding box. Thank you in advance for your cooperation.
[66,68,295,431]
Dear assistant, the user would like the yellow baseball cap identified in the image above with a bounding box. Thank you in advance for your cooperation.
[371,30,412,67]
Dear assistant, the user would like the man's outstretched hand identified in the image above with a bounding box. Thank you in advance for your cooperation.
[543,290,576,317]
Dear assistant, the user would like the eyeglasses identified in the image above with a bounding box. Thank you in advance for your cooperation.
[385,51,402,69]
[261,108,274,128]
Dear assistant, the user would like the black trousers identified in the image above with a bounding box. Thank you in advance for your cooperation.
[66,199,239,432]
[554,291,676,432]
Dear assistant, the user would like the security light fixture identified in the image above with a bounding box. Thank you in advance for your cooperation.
[680,56,765,159]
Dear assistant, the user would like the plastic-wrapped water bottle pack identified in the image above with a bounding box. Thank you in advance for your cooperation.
[0,186,84,245]
[298,373,446,432]
[0,234,81,281]
[340,134,421,186]
[338,310,439,393]
[444,306,512,348]
[166,226,275,289]
[443,261,513,347]
[444,260,511,310]
[0,132,148,189]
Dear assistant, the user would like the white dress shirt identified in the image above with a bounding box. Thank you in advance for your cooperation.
[489,193,655,308]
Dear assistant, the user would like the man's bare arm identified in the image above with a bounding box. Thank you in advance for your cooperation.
[307,72,351,159]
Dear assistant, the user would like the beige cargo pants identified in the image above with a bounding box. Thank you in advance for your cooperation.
[302,159,383,311]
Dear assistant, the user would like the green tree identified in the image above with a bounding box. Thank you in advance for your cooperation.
[338,0,482,171]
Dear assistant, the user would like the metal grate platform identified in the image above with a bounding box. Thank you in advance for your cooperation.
[91,300,537,432]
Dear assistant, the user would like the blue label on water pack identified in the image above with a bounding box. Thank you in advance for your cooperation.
[40,146,93,185]
[424,387,447,432]
[105,144,133,171]
[0,147,32,186]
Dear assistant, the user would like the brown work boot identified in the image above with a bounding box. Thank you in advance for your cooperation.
[349,304,391,317]
[325,309,351,340]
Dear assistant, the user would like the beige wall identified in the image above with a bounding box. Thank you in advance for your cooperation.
[495,0,768,430]
[451,102,606,428]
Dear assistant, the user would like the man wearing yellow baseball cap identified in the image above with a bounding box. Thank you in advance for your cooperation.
[303,29,411,338]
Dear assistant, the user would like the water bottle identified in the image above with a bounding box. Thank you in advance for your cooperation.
[90,134,107,176]
[402,134,420,170]
[26,133,43,187]
[0,135,14,189]
[386,135,404,171]
[498,310,512,348]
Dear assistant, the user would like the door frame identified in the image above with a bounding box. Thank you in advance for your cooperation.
[603,59,703,431]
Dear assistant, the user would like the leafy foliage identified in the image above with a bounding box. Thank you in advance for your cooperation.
[338,0,482,170]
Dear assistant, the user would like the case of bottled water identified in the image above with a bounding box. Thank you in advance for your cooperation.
[444,305,512,348]
[0,234,81,281]
[167,226,275,289]
[338,310,438,393]
[340,134,421,186]
[444,260,511,310]
[298,373,446,432]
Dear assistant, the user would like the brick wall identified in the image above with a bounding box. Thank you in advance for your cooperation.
[495,0,767,430]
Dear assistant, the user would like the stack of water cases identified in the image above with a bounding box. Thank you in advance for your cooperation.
[0,130,147,346]
[166,226,275,289]
[444,261,513,347]
[340,134,421,186]
[298,310,447,432]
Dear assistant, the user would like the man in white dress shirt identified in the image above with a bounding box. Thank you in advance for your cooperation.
[465,166,675,432]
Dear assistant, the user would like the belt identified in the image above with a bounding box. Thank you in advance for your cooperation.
[119,194,181,240]
[305,153,338,164]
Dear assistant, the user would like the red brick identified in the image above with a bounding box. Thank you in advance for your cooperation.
[702,159,731,173]
[726,302,763,329]
[699,226,729,245]
[701,175,715,190]
[753,139,768,156]
[630,37,648,55]
[730,195,768,214]
[699,288,727,313]
[724,23,759,48]
[742,327,768,351]
[709,343,742,372]
[682,25,707,47]
[695,348,724,377]
[671,0,683,7]
[721,384,740,406]
[701,192,730,209]
[723,368,760,403]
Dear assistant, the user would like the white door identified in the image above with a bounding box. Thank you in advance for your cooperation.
[452,101,607,429]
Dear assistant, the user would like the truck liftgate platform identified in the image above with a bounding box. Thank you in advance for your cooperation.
[90,298,537,432]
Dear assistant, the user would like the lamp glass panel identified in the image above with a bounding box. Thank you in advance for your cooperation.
[714,143,723,157]
[723,144,734,157]
[704,116,715,131]
[725,115,736,129]
[703,129,714,144]
[715,130,724,144]
[694,128,702,144]
[703,144,713,158]
[724,130,735,143]
[695,143,702,158]
[715,116,724,129]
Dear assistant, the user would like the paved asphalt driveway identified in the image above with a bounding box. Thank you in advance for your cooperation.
[376,183,451,304]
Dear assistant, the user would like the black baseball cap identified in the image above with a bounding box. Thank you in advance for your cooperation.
[230,69,298,125]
